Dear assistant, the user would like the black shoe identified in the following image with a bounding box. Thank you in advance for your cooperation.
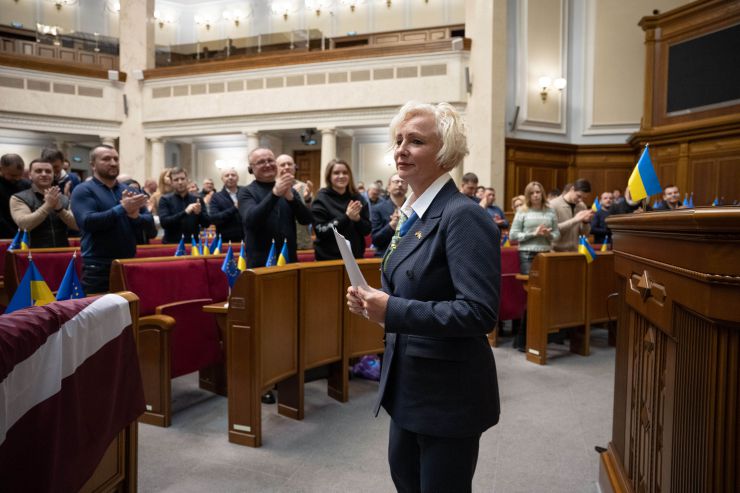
[517,346,526,353]
[261,391,276,404]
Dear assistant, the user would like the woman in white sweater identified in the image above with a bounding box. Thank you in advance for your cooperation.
[509,181,560,275]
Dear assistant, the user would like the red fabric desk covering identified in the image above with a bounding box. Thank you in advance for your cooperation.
[0,295,145,492]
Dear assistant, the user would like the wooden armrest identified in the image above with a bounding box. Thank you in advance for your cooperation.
[139,314,176,332]
[154,298,213,314]
[515,274,529,282]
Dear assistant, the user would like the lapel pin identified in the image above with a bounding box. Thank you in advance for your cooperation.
[415,231,423,239]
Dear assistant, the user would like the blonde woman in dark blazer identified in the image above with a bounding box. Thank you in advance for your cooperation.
[347,102,500,492]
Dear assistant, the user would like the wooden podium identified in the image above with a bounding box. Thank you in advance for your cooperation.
[599,208,739,493]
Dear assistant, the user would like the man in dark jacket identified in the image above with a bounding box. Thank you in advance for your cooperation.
[208,168,243,243]
[0,153,31,238]
[41,147,80,196]
[158,167,210,244]
[238,148,313,268]
[71,145,153,293]
[371,173,407,257]
[590,191,614,244]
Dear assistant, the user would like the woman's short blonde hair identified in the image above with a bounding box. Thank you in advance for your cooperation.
[389,101,468,171]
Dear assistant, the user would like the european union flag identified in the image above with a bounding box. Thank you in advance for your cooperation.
[221,243,239,288]
[688,193,694,208]
[712,197,720,206]
[56,253,85,301]
[174,235,186,256]
[578,236,596,264]
[265,239,276,267]
[238,241,247,272]
[682,193,689,207]
[277,239,289,266]
[8,229,22,251]
[5,259,55,314]
[627,146,661,202]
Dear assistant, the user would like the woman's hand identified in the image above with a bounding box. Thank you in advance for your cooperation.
[347,285,389,324]
[346,200,362,221]
[535,224,551,236]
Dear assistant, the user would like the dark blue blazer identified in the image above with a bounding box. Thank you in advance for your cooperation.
[374,179,501,438]
[370,197,398,257]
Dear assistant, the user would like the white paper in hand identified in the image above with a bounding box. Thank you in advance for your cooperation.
[332,226,369,289]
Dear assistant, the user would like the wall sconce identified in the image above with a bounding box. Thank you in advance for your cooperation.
[306,0,331,16]
[154,9,176,29]
[222,9,247,27]
[386,0,392,7]
[50,0,77,10]
[538,75,566,102]
[105,1,120,14]
[271,2,297,21]
[195,14,215,30]
[340,0,364,12]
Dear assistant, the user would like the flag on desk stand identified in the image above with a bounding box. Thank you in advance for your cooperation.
[688,193,694,208]
[20,229,30,250]
[600,235,610,252]
[652,198,661,209]
[221,243,239,289]
[578,235,596,264]
[682,193,689,207]
[711,196,720,206]
[210,234,222,255]
[265,239,276,267]
[174,235,186,257]
[501,233,511,247]
[591,197,601,212]
[191,236,201,256]
[8,229,22,251]
[5,253,55,314]
[237,241,247,272]
[277,239,289,266]
[56,251,85,301]
[202,233,211,256]
[627,146,662,202]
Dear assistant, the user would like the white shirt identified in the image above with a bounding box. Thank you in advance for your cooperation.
[400,173,451,220]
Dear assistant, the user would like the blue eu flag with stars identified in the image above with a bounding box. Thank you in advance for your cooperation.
[56,253,85,301]
[221,244,240,288]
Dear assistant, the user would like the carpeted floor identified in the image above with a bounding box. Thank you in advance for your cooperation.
[138,328,615,492]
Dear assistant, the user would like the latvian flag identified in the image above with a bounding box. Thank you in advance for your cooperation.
[0,294,145,492]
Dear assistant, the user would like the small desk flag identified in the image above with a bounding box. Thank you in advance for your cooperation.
[627,146,661,202]
[265,239,276,267]
[174,235,186,256]
[5,257,55,313]
[277,239,289,266]
[221,243,239,288]
[578,236,596,264]
[238,241,247,272]
[56,252,85,301]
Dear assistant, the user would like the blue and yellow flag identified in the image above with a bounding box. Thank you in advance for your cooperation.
[688,193,694,208]
[591,197,601,212]
[174,235,186,257]
[501,234,511,247]
[191,236,201,256]
[221,243,239,288]
[682,193,689,207]
[237,241,247,272]
[627,146,661,202]
[210,234,222,255]
[20,229,30,250]
[712,197,720,206]
[56,252,85,301]
[578,236,596,264]
[600,235,610,252]
[265,239,276,267]
[8,229,22,251]
[277,239,289,266]
[5,259,55,313]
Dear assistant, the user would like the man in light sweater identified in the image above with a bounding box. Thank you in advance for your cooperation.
[549,179,593,252]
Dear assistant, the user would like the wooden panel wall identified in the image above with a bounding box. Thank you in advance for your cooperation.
[505,139,635,211]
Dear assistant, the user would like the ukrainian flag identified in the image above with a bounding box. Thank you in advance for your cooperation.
[5,259,55,313]
[265,240,276,267]
[627,146,661,202]
[277,239,289,266]
[578,236,596,264]
[600,235,610,252]
[712,197,719,206]
[501,234,511,247]
[191,236,201,256]
[8,229,22,251]
[237,241,247,272]
[20,229,30,250]
[210,234,222,255]
[56,252,85,301]
[591,197,601,212]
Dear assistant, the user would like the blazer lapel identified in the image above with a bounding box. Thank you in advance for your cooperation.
[384,180,456,280]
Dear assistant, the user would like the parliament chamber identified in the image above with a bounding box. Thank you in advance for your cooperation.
[1,0,739,491]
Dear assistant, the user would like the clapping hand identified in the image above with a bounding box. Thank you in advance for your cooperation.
[273,168,295,200]
[346,200,362,221]
[389,209,400,230]
[121,190,148,218]
[44,186,61,210]
[535,224,552,236]
[185,200,202,215]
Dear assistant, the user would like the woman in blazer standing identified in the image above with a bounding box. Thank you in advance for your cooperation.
[347,101,501,492]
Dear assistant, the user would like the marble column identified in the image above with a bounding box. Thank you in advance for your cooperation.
[100,135,117,148]
[243,131,260,157]
[319,127,337,181]
[150,137,166,182]
[118,0,155,182]
[463,0,506,196]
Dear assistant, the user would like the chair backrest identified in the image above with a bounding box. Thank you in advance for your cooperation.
[296,250,315,262]
[204,256,229,302]
[5,247,83,296]
[499,247,526,321]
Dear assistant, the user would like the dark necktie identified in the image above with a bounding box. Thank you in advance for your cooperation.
[398,211,418,237]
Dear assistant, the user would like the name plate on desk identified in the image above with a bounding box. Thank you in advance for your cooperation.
[230,297,246,310]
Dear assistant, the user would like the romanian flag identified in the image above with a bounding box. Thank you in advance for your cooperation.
[220,243,239,288]
[191,236,201,256]
[174,235,186,256]
[8,229,22,251]
[277,239,289,266]
[237,241,247,272]
[265,239,276,267]
[5,258,55,313]
[600,235,610,252]
[20,229,30,250]
[591,197,601,212]
[578,236,596,264]
[627,146,661,202]
[56,252,85,301]
[501,234,511,247]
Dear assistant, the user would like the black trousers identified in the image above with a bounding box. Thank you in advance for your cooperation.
[81,261,111,295]
[388,419,481,493]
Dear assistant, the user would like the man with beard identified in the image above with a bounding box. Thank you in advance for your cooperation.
[370,173,408,257]
[71,145,154,293]
[159,167,210,244]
